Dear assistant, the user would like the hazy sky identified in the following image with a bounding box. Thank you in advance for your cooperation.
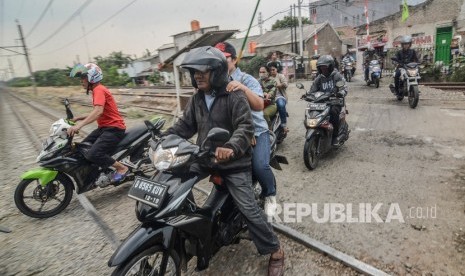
[1,0,425,78]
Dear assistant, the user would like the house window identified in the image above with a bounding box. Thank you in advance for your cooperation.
[311,7,316,15]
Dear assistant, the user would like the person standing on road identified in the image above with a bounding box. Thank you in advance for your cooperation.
[164,46,285,276]
[268,62,289,133]
[394,35,419,96]
[214,41,279,217]
[67,63,129,183]
[307,55,347,146]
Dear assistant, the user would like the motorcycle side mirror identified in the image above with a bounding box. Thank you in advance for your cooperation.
[64,98,70,107]
[296,83,305,89]
[64,98,74,120]
[335,81,345,89]
[201,128,230,150]
[144,120,155,131]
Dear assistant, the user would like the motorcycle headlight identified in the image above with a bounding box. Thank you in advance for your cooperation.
[407,69,418,77]
[305,118,319,128]
[149,145,190,171]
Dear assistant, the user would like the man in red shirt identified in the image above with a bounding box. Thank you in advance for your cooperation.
[68,63,128,183]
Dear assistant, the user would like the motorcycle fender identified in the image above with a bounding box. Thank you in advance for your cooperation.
[21,168,58,186]
[108,223,175,267]
[305,129,320,141]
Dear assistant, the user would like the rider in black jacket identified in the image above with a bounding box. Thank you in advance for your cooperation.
[308,55,347,146]
[394,35,419,95]
[163,46,285,276]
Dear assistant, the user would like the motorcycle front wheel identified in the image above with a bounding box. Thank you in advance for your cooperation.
[347,71,352,82]
[303,136,319,170]
[408,85,419,108]
[14,174,74,218]
[112,245,180,276]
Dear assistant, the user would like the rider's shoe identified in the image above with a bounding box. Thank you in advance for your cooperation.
[264,196,277,217]
[110,170,129,184]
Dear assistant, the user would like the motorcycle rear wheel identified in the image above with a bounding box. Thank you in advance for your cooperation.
[304,136,319,170]
[408,85,419,108]
[14,174,74,218]
[112,245,180,276]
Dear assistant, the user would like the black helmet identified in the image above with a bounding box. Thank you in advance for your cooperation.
[316,55,335,74]
[180,46,229,90]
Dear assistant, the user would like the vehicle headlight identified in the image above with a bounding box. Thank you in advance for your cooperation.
[149,146,190,171]
[407,69,418,77]
[305,118,321,128]
[314,92,324,99]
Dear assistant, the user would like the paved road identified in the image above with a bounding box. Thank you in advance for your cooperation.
[1,76,465,275]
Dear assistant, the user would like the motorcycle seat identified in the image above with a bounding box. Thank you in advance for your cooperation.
[115,124,148,149]
[197,187,229,220]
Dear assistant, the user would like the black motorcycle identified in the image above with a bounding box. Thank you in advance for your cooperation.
[341,59,355,82]
[297,81,350,170]
[14,99,164,218]
[108,127,287,275]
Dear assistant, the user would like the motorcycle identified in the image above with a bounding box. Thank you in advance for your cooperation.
[365,60,381,88]
[341,59,355,82]
[296,81,350,170]
[389,57,421,108]
[108,127,287,275]
[14,99,165,218]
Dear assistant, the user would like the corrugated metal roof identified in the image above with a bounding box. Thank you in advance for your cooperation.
[160,30,238,68]
[255,22,327,48]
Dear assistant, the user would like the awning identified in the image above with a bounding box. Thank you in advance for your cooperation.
[159,30,237,70]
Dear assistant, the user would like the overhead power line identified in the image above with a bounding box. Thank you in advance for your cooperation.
[31,0,94,49]
[25,0,55,38]
[36,0,138,55]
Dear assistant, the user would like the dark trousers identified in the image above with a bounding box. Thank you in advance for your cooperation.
[222,171,280,255]
[82,127,125,168]
[330,105,342,139]
[394,68,402,93]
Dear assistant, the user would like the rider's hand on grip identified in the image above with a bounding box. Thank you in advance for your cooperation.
[214,147,234,163]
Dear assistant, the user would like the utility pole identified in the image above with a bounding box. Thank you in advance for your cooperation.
[16,20,37,95]
[290,5,294,53]
[293,4,298,54]
[298,0,304,57]
[258,12,263,35]
[8,58,15,79]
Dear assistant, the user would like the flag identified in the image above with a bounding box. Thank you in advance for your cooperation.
[402,0,409,22]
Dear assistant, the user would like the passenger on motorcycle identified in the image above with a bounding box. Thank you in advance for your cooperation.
[258,66,278,127]
[364,47,380,81]
[164,46,285,276]
[268,62,289,133]
[308,55,347,146]
[215,41,279,217]
[68,63,128,183]
[394,35,419,96]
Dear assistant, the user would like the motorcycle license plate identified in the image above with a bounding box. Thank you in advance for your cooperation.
[309,103,326,110]
[128,177,168,209]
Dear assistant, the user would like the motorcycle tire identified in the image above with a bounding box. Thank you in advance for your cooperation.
[375,78,380,88]
[347,72,351,82]
[112,245,180,276]
[303,136,319,170]
[14,174,74,218]
[408,85,419,109]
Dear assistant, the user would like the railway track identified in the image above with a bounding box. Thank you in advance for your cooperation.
[421,82,465,91]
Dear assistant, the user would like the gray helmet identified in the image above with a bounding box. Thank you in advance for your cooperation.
[316,55,335,74]
[180,46,229,89]
[401,35,412,45]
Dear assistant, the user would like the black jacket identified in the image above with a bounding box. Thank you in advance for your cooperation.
[309,69,346,95]
[395,49,418,64]
[164,84,254,172]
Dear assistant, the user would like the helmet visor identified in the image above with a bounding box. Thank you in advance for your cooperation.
[180,64,211,73]
[69,64,88,78]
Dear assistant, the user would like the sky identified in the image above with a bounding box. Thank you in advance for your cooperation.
[0,0,425,79]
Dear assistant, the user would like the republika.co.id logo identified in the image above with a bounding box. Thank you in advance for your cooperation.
[268,203,437,223]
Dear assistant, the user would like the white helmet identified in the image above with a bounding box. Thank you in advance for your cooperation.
[69,63,103,84]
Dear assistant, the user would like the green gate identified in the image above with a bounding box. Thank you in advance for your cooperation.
[435,27,452,65]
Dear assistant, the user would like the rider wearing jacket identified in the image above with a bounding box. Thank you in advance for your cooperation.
[308,55,347,146]
[163,46,285,276]
[394,35,419,95]
[364,47,380,81]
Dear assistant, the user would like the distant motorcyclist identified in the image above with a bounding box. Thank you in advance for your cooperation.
[394,35,419,95]
[363,47,380,81]
[307,55,347,146]
[342,52,356,75]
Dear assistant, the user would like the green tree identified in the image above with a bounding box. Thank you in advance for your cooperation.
[272,16,311,30]
[238,55,268,77]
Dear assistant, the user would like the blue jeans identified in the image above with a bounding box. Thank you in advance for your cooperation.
[276,98,287,126]
[252,131,276,197]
